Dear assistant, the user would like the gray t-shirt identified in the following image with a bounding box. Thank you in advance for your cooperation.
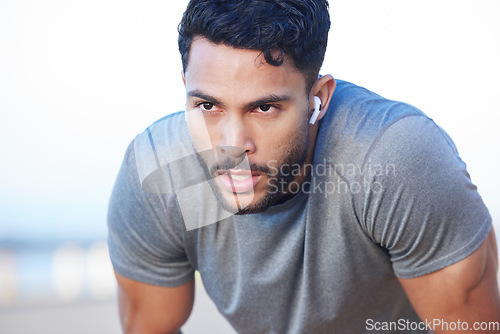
[108,80,491,333]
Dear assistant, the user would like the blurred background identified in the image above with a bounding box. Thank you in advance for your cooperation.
[0,0,499,333]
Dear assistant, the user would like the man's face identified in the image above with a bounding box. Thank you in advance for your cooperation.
[183,37,311,214]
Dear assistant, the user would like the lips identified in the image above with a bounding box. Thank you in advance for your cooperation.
[217,168,260,193]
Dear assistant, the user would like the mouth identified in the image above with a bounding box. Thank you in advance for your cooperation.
[217,168,261,194]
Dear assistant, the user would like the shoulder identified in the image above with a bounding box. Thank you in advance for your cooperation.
[133,111,195,194]
[108,111,195,287]
[135,111,189,159]
[357,115,491,279]
[315,79,426,166]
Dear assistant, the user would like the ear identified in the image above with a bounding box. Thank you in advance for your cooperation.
[181,70,186,87]
[308,75,336,123]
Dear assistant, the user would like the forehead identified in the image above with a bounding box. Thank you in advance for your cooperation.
[184,37,307,101]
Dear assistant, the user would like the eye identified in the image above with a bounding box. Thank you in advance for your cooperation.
[256,105,273,113]
[199,102,214,111]
[195,101,222,114]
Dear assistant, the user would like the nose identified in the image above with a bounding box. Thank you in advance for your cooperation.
[218,115,256,156]
[214,115,256,167]
[216,145,247,167]
[217,146,247,158]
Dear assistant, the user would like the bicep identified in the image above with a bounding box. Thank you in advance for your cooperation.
[116,272,195,334]
[399,229,500,333]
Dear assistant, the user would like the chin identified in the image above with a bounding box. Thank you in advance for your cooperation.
[217,189,264,214]
[218,187,285,215]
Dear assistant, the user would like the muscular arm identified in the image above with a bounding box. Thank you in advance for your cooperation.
[399,229,500,334]
[116,272,195,334]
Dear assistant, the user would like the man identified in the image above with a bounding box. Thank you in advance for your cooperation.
[108,0,500,333]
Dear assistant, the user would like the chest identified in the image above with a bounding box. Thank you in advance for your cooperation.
[184,195,412,333]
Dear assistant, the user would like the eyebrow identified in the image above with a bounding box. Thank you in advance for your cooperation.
[187,90,226,108]
[187,90,293,110]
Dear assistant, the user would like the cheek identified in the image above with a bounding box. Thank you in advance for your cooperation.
[185,111,214,152]
[257,119,308,160]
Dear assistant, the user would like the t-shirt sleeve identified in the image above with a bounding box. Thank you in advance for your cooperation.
[358,115,492,279]
[107,141,195,287]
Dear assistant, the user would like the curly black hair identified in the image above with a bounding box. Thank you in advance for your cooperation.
[178,0,330,91]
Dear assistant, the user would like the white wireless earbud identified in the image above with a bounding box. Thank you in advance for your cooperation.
[309,96,322,125]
